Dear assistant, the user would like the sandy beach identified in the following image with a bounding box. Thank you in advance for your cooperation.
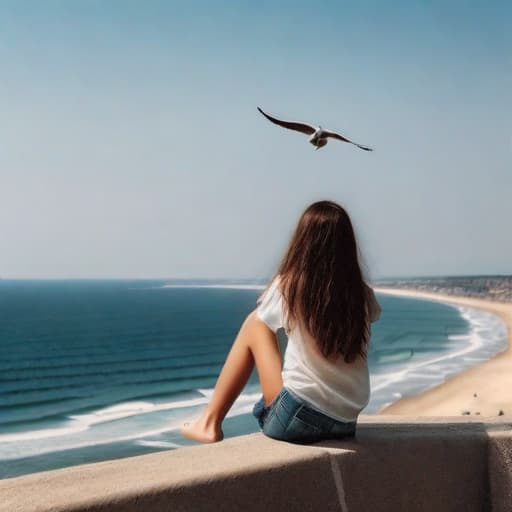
[375,288,512,417]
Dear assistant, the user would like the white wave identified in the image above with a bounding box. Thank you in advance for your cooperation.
[367,303,508,412]
[0,424,90,443]
[0,418,191,460]
[372,305,507,392]
[135,440,183,449]
[161,284,265,290]
[0,397,210,443]
[0,389,262,460]
[129,283,265,291]
[68,397,211,427]
[197,388,214,398]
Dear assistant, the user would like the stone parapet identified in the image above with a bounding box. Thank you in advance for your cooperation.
[1,416,510,512]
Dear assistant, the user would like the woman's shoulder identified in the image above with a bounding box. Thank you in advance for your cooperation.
[256,275,284,333]
[257,275,282,302]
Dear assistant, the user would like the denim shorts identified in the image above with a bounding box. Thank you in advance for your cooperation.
[252,387,356,444]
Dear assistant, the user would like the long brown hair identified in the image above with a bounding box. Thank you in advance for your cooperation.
[273,201,369,363]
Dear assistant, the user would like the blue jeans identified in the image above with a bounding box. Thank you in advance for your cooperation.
[252,387,356,444]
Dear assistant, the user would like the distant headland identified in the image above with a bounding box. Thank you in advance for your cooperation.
[376,275,512,303]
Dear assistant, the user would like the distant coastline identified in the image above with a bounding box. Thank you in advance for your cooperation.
[375,284,512,417]
[375,275,512,303]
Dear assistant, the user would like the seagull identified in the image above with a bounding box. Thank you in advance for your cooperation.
[257,107,373,151]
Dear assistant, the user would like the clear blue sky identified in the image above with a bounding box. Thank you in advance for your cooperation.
[1,1,511,279]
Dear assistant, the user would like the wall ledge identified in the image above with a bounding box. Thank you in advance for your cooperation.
[1,416,511,512]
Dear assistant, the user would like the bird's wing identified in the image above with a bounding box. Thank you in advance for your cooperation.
[257,107,316,135]
[322,129,373,151]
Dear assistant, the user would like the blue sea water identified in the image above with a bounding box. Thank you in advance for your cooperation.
[0,280,507,479]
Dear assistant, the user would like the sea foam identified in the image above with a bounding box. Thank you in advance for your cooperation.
[0,390,261,460]
[366,301,508,412]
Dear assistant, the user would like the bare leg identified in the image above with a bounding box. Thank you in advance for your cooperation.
[181,310,283,443]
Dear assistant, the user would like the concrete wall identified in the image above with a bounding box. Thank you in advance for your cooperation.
[1,416,511,512]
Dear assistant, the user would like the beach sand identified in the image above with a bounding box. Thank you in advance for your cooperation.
[375,288,512,417]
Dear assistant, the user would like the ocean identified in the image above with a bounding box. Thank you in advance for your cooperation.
[0,280,507,479]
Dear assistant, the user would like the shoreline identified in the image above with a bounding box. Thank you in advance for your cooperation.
[374,287,512,417]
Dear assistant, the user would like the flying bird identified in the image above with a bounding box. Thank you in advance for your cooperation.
[257,107,373,151]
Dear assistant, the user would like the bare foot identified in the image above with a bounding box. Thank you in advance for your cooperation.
[180,417,224,443]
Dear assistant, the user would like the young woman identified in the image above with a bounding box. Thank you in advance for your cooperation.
[181,200,381,444]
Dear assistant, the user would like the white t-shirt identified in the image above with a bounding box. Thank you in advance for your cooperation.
[256,277,381,422]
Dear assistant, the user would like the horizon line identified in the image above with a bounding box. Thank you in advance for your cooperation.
[1,274,511,282]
